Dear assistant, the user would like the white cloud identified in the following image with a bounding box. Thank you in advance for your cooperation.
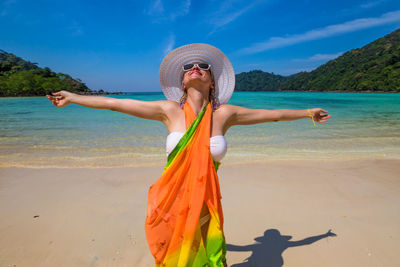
[308,52,343,61]
[210,3,254,28]
[170,0,191,19]
[292,52,344,62]
[237,10,400,55]
[146,0,191,21]
[147,0,164,15]
[208,0,258,35]
[163,34,175,56]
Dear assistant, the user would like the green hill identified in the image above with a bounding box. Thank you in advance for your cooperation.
[0,50,90,97]
[235,70,288,91]
[236,28,400,92]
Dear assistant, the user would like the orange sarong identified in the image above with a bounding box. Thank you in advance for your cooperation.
[145,101,226,266]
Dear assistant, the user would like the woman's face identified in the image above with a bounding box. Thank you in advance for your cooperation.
[182,63,214,90]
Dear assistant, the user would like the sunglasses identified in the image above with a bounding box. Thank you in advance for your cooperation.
[182,63,211,72]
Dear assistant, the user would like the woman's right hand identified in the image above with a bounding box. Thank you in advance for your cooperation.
[46,90,75,107]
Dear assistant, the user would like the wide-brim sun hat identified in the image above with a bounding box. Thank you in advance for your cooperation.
[159,43,235,105]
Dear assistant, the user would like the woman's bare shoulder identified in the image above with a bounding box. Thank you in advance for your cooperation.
[213,104,239,123]
[161,100,180,110]
[215,104,240,115]
[160,100,182,118]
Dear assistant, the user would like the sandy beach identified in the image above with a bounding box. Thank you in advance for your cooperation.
[0,159,399,266]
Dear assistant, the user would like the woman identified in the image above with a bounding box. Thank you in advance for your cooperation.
[47,43,330,267]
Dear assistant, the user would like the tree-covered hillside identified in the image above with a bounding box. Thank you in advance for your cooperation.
[235,70,289,91]
[236,28,400,92]
[0,50,90,97]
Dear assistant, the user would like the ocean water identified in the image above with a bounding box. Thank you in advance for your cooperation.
[1,92,399,168]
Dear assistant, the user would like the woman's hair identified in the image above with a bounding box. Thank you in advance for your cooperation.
[179,69,220,111]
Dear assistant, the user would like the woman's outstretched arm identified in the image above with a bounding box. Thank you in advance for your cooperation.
[46,90,170,122]
[222,104,330,127]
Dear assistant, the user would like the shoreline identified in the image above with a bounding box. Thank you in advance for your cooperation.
[1,156,399,169]
[1,90,400,98]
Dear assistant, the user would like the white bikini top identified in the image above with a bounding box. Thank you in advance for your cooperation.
[166,132,227,162]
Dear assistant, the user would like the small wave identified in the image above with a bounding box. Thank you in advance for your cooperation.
[13,111,33,115]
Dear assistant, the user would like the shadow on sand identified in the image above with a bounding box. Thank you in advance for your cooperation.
[227,229,336,267]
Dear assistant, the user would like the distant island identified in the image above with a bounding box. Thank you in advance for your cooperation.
[0,50,123,97]
[236,28,400,92]
[1,28,399,96]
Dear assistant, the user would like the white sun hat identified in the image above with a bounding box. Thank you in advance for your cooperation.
[159,43,235,105]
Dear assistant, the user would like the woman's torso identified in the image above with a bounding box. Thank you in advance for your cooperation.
[164,101,231,162]
[166,132,227,162]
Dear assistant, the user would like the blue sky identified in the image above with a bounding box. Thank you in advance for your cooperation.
[1,0,399,92]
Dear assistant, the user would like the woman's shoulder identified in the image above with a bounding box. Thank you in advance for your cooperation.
[213,104,239,123]
[161,100,183,117]
[215,104,240,115]
[159,100,180,110]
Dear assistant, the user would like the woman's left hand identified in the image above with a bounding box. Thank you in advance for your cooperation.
[310,108,331,123]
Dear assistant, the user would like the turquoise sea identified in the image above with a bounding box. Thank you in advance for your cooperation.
[1,92,399,168]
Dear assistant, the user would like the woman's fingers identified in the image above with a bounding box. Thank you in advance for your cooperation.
[47,95,60,106]
[314,113,331,123]
[47,95,57,102]
[317,110,328,115]
[309,108,330,124]
[318,115,331,123]
[48,95,63,101]
[49,93,62,98]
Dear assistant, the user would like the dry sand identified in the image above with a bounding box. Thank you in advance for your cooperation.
[0,159,399,267]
